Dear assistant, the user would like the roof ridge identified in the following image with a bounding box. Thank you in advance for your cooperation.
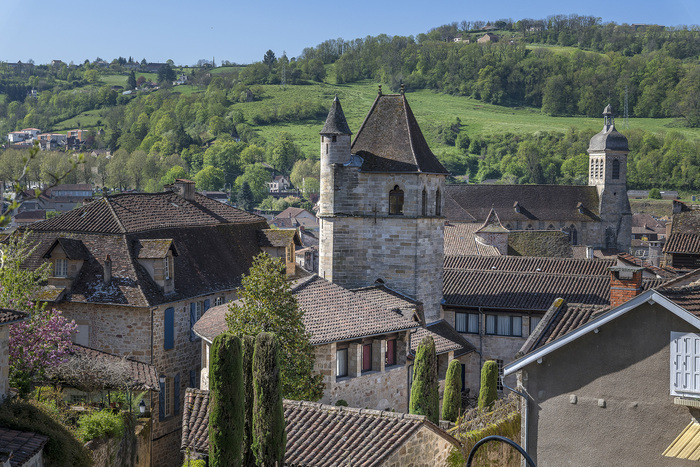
[284,399,426,422]
[104,198,127,233]
[401,93,420,171]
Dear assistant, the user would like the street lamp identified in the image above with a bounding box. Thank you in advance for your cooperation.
[139,399,146,415]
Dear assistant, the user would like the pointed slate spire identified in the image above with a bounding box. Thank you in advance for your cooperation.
[476,207,508,233]
[320,95,352,135]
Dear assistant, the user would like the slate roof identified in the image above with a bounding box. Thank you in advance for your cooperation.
[181,389,459,464]
[194,275,421,345]
[588,106,629,152]
[476,208,507,233]
[0,427,49,467]
[41,237,91,260]
[507,230,573,258]
[444,223,501,256]
[0,308,27,325]
[410,320,476,357]
[258,229,301,248]
[444,184,600,224]
[320,95,352,135]
[351,93,449,174]
[19,191,268,307]
[134,239,176,259]
[669,209,700,235]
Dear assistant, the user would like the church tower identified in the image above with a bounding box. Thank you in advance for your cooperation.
[587,104,632,251]
[318,89,449,322]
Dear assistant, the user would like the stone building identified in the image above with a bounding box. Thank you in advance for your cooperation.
[445,105,632,254]
[318,90,449,323]
[181,389,460,465]
[18,180,268,466]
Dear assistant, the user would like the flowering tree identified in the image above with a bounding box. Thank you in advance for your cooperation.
[1,231,76,396]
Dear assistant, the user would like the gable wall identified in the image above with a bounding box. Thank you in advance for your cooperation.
[522,303,700,466]
[380,426,456,466]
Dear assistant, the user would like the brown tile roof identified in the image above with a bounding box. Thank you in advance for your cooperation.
[616,253,679,278]
[670,210,700,235]
[41,237,90,260]
[258,229,301,248]
[445,184,600,224]
[134,239,176,259]
[444,223,501,256]
[275,207,313,219]
[351,93,449,174]
[658,285,700,316]
[444,255,616,275]
[181,390,459,463]
[194,275,420,345]
[352,284,420,321]
[664,233,700,254]
[410,320,476,357]
[0,427,49,467]
[26,191,264,234]
[519,300,607,355]
[0,308,27,325]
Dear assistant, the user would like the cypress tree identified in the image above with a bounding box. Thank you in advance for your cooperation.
[442,359,462,422]
[241,335,256,467]
[478,360,499,411]
[252,332,286,466]
[409,335,439,424]
[208,332,244,467]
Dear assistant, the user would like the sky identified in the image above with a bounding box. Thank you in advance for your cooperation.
[1,0,698,66]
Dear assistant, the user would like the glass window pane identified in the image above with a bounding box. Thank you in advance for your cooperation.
[497,315,510,336]
[486,315,496,334]
[468,314,479,333]
[336,349,348,377]
[513,316,522,336]
[456,313,467,333]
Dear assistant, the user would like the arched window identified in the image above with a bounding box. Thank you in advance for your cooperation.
[569,225,578,245]
[389,185,404,215]
[435,189,441,216]
[422,188,427,216]
[612,159,620,179]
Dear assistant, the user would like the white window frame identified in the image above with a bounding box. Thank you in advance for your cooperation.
[336,348,348,379]
[214,296,224,306]
[55,258,68,277]
[670,331,700,397]
[164,255,171,280]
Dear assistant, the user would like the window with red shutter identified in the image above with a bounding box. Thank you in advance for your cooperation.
[386,339,396,366]
[362,344,372,372]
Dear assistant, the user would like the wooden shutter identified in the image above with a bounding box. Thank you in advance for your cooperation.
[189,303,197,342]
[204,299,210,313]
[671,332,700,396]
[173,373,181,415]
[158,379,165,421]
[164,307,174,350]
[362,344,372,372]
[386,339,396,366]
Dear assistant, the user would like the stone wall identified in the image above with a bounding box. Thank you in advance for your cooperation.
[85,414,151,467]
[380,426,457,466]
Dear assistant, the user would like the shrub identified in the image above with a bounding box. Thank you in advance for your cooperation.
[409,336,439,424]
[648,188,662,199]
[335,399,348,407]
[442,359,462,422]
[0,399,91,466]
[182,458,207,467]
[77,409,125,442]
[478,360,499,410]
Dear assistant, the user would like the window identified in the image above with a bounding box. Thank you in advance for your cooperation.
[74,324,90,346]
[362,344,372,372]
[455,312,479,334]
[422,188,427,216]
[164,307,175,350]
[332,135,336,142]
[671,332,700,397]
[55,258,68,277]
[569,225,578,245]
[435,189,441,216]
[530,316,542,334]
[214,296,225,306]
[485,315,522,337]
[336,348,348,378]
[164,254,171,280]
[496,359,504,391]
[386,339,396,366]
[389,186,404,215]
[612,159,620,179]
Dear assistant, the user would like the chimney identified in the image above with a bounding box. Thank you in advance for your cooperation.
[170,179,195,202]
[609,266,644,308]
[104,255,112,285]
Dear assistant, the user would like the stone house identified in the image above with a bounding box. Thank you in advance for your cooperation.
[258,228,301,276]
[445,106,632,253]
[270,207,319,232]
[477,33,499,43]
[181,388,460,465]
[17,179,268,466]
[194,274,471,412]
[505,268,700,465]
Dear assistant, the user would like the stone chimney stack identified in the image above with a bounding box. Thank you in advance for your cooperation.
[171,179,196,202]
[609,266,644,308]
[104,255,112,285]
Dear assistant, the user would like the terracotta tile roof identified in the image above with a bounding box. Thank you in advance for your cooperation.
[194,275,420,345]
[258,229,300,248]
[352,284,420,320]
[134,239,176,259]
[519,300,608,355]
[664,233,700,254]
[445,184,600,223]
[351,93,449,174]
[657,285,700,316]
[617,253,679,278]
[275,207,313,219]
[444,223,501,256]
[0,427,49,467]
[0,308,27,325]
[27,191,264,234]
[181,390,459,464]
[410,320,476,357]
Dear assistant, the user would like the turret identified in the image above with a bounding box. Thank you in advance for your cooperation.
[319,96,352,216]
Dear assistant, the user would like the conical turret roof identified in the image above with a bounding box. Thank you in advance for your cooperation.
[351,93,449,174]
[320,96,352,135]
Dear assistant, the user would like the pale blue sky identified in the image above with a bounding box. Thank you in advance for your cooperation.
[1,0,698,66]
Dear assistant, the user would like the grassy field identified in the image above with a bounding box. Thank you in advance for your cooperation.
[100,72,158,87]
[52,109,105,131]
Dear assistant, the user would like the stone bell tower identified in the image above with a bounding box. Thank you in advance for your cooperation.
[587,104,632,252]
[318,89,450,322]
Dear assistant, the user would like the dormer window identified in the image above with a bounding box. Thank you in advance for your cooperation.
[389,186,404,215]
[55,258,68,277]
